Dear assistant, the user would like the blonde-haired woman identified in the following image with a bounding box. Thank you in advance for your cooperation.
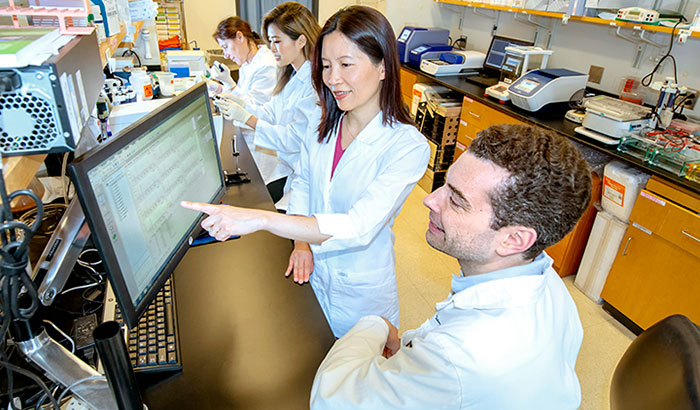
[215,2,321,208]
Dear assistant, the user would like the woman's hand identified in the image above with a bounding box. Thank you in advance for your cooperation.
[180,201,269,241]
[285,241,313,284]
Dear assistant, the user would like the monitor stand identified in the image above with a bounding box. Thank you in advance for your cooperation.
[220,120,250,185]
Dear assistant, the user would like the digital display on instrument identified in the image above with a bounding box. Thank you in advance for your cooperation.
[514,79,540,93]
[412,46,428,53]
[398,29,411,42]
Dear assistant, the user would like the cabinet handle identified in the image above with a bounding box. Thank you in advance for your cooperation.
[622,236,633,256]
[681,230,700,244]
[469,111,480,118]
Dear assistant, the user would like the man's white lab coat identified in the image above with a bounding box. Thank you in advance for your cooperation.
[310,254,583,409]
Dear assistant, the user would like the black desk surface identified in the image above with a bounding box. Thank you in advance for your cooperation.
[140,126,335,409]
[402,64,700,196]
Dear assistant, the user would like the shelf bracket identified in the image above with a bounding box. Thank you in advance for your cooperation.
[613,27,646,68]
[639,29,666,48]
[471,6,497,19]
[615,25,640,43]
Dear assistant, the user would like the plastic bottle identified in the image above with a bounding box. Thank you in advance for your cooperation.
[130,70,153,101]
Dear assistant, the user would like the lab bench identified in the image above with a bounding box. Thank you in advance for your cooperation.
[400,64,700,196]
[401,64,700,331]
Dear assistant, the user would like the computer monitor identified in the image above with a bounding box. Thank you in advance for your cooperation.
[483,35,534,72]
[69,82,225,328]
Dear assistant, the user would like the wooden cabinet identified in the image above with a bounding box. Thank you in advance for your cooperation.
[399,68,430,112]
[545,173,602,277]
[455,95,524,160]
[601,177,700,329]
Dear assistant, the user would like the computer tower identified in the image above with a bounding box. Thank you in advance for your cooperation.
[0,31,104,156]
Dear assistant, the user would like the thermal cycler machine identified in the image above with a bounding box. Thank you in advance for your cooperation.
[508,68,588,112]
[397,26,450,63]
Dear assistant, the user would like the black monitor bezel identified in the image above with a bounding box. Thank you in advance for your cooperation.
[483,35,535,72]
[69,82,225,328]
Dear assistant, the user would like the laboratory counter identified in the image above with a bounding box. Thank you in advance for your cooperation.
[401,64,700,196]
[138,126,335,409]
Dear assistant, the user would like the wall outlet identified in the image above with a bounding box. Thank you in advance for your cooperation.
[682,88,698,111]
[588,65,604,84]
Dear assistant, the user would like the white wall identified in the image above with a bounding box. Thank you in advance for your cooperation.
[385,0,700,119]
[319,0,387,24]
[185,0,236,52]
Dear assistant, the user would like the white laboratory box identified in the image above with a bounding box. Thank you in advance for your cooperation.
[574,210,628,304]
[601,161,650,222]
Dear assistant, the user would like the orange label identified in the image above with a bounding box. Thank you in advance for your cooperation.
[144,84,153,98]
[413,89,422,98]
[603,177,626,207]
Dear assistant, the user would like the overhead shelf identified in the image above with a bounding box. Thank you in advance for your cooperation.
[98,20,145,67]
[436,0,700,39]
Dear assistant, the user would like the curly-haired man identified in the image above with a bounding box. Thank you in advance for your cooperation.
[311,124,592,410]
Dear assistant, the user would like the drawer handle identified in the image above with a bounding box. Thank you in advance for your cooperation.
[469,112,480,118]
[681,230,700,244]
[622,236,633,256]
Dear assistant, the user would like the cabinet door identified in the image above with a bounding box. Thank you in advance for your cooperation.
[601,225,700,329]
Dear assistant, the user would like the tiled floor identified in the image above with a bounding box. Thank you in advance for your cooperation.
[394,185,636,410]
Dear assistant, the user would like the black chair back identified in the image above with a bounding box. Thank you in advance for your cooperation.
[610,314,700,410]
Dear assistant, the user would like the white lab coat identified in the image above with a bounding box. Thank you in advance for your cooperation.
[228,45,279,184]
[310,254,583,410]
[252,61,319,208]
[287,113,430,337]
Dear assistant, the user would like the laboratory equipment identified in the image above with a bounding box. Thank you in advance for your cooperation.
[650,77,691,129]
[616,7,659,23]
[485,46,552,103]
[411,83,450,117]
[508,68,588,112]
[464,35,534,88]
[565,108,586,123]
[165,49,208,77]
[0,31,104,156]
[419,50,486,76]
[575,96,652,144]
[408,43,453,66]
[396,26,450,63]
[69,82,226,328]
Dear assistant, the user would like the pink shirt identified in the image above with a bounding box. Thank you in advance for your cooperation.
[331,118,347,180]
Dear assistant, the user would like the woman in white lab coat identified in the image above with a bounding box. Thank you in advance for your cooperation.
[214,2,321,208]
[182,6,430,338]
[209,17,280,193]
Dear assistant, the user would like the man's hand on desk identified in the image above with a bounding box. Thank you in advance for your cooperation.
[381,317,400,359]
[286,241,314,284]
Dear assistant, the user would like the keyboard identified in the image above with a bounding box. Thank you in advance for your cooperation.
[102,278,182,373]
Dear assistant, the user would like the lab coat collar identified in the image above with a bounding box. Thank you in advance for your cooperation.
[436,253,553,311]
[247,45,271,66]
[290,60,310,85]
[341,111,386,147]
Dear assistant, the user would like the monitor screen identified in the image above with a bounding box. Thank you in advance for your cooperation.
[483,35,534,71]
[69,82,225,328]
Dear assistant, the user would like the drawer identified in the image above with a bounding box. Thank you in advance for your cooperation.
[630,190,700,255]
[461,96,490,129]
[460,96,523,130]
[455,117,479,160]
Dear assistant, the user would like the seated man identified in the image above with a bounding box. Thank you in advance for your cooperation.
[310,124,592,410]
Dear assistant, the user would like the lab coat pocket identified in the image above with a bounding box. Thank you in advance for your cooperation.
[328,266,399,337]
